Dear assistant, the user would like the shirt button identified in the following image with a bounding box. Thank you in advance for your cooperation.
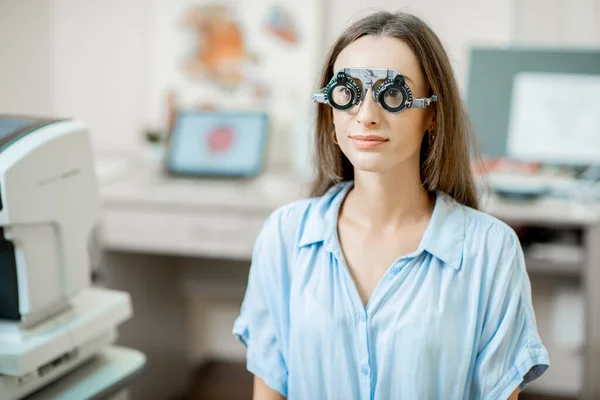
[361,366,369,376]
[391,267,401,275]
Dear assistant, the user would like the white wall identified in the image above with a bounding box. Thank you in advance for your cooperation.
[325,0,515,90]
[51,0,326,159]
[51,0,153,151]
[0,0,518,153]
[0,0,53,116]
[0,0,152,150]
[515,0,600,46]
[4,0,597,154]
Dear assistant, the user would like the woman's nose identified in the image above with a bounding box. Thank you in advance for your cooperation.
[356,90,381,128]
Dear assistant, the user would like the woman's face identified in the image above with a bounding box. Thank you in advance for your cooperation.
[332,35,435,174]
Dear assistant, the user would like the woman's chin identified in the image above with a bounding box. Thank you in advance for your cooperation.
[345,147,418,175]
[348,158,391,173]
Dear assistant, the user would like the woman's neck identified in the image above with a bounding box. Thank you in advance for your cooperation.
[343,164,434,231]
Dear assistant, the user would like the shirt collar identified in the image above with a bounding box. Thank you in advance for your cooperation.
[298,181,465,270]
[417,192,465,270]
[298,181,351,248]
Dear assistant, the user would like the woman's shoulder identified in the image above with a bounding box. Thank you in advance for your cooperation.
[262,197,314,237]
[260,181,349,247]
[265,181,350,226]
[441,193,520,253]
[438,196,524,286]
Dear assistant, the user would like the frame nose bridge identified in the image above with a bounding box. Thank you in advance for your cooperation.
[361,80,372,101]
[359,74,377,103]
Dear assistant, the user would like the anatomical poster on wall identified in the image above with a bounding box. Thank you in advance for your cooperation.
[147,0,325,170]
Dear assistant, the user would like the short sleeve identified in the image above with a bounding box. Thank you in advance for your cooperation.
[232,210,292,396]
[471,230,550,400]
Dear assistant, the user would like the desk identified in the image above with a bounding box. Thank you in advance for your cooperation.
[100,160,306,259]
[26,346,146,400]
[98,160,307,400]
[483,193,600,226]
[98,158,600,399]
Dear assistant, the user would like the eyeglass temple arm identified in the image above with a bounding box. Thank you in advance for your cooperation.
[313,92,326,103]
[409,95,438,109]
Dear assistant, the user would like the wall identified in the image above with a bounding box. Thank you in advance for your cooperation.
[0,0,518,152]
[326,0,515,90]
[2,0,599,151]
[0,0,152,150]
[0,0,53,116]
[515,0,600,46]
[50,0,326,159]
[50,0,153,151]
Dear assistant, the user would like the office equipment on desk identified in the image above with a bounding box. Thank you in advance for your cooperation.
[507,72,600,165]
[466,46,600,158]
[477,158,600,202]
[481,170,549,201]
[514,225,585,277]
[165,110,269,178]
[527,242,585,267]
[0,116,136,399]
[26,346,146,400]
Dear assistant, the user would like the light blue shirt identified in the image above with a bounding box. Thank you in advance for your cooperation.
[233,181,550,400]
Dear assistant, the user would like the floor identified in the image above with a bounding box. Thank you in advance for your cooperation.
[183,360,254,400]
[183,360,574,400]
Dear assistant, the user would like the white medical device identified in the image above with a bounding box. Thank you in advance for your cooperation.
[0,116,133,399]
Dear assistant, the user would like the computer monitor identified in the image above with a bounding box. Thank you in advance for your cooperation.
[465,46,600,164]
[165,110,269,177]
[0,117,35,138]
[507,72,600,165]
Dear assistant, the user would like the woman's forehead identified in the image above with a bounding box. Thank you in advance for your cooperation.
[333,36,422,84]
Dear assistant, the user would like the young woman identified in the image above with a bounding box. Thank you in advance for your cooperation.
[233,10,549,400]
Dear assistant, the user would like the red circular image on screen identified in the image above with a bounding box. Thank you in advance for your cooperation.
[207,125,235,153]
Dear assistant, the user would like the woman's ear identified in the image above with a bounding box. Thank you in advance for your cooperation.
[427,106,437,131]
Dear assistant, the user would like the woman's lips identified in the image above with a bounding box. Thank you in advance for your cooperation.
[350,135,389,149]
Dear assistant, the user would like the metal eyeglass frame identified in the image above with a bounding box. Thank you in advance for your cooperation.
[313,67,437,113]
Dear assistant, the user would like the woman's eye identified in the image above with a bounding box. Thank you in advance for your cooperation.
[334,86,351,98]
[385,88,401,98]
[331,85,354,106]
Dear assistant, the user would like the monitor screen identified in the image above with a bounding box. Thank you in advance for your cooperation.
[507,72,600,165]
[466,46,600,164]
[0,117,35,139]
[166,110,269,177]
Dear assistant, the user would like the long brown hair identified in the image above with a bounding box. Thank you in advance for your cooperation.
[310,10,479,210]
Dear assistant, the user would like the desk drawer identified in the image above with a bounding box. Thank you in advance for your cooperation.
[101,207,267,260]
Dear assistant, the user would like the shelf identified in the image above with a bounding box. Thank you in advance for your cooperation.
[525,278,582,397]
[523,242,584,277]
[482,194,600,227]
[525,257,583,277]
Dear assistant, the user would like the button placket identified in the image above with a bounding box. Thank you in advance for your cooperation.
[357,310,371,398]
